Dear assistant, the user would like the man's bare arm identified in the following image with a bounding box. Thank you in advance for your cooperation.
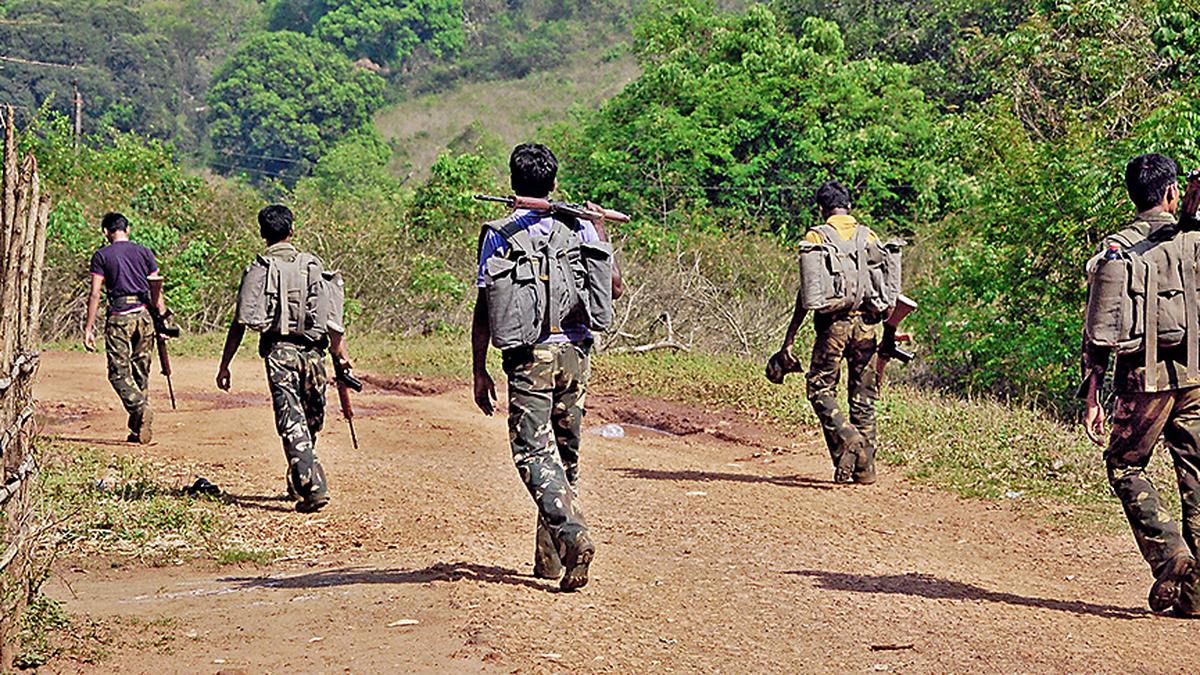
[215,319,245,390]
[83,274,104,351]
[780,287,808,355]
[471,290,497,416]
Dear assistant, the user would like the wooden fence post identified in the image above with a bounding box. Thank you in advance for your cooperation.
[0,104,51,669]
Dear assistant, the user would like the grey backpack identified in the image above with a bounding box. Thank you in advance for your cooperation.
[236,250,345,340]
[482,216,613,351]
[797,224,903,316]
[1085,225,1200,390]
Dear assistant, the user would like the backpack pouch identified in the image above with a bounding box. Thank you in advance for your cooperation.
[485,255,542,350]
[580,240,614,331]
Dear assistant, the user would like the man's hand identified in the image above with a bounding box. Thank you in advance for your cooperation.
[1084,398,1106,446]
[584,201,606,223]
[777,347,799,372]
[1184,170,1200,219]
[473,370,497,416]
[216,366,232,391]
[83,326,97,352]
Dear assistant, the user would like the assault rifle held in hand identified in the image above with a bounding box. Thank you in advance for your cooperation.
[876,294,918,384]
[334,361,363,449]
[474,194,631,224]
[148,308,180,410]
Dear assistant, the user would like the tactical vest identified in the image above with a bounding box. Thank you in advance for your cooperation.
[482,216,614,351]
[236,247,346,341]
[797,224,904,317]
[1084,225,1200,389]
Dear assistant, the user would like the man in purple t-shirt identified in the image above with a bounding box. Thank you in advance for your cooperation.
[83,212,168,444]
[471,143,623,592]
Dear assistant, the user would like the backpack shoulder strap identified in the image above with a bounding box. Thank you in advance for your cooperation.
[487,216,534,257]
[812,224,840,245]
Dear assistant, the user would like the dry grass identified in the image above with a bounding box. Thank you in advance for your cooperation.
[376,52,639,179]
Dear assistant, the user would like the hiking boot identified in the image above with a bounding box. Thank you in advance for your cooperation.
[126,433,139,443]
[854,445,877,484]
[833,449,857,484]
[1174,568,1200,618]
[533,521,563,579]
[1149,553,1197,613]
[559,530,595,592]
[135,406,153,445]
[295,493,329,513]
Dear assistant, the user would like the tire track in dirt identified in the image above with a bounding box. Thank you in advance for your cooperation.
[33,352,1200,673]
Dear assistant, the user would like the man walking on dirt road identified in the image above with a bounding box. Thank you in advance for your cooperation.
[775,181,885,485]
[215,205,354,514]
[471,143,623,592]
[84,212,173,444]
[1082,153,1200,616]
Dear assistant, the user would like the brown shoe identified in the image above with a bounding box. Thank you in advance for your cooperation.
[295,493,329,513]
[559,531,595,592]
[1150,553,1196,613]
[533,521,563,579]
[136,406,153,445]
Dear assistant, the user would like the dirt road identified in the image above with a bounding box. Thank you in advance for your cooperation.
[33,351,1200,673]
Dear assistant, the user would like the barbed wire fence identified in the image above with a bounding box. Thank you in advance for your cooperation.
[0,105,51,668]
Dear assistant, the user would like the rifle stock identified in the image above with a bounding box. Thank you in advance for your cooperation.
[474,194,631,224]
[877,295,918,386]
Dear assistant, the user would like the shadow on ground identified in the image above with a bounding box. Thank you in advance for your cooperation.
[220,492,294,513]
[221,562,554,592]
[614,467,835,490]
[789,569,1148,620]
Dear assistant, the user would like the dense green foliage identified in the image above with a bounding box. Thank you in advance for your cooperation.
[206,31,386,183]
[557,2,960,238]
[0,0,261,149]
[267,0,465,67]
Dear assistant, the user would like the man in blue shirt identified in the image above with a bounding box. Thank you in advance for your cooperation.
[83,212,169,443]
[472,143,622,592]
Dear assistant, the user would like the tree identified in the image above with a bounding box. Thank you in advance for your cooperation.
[205,31,386,183]
[557,1,959,236]
[0,1,177,137]
[266,0,464,66]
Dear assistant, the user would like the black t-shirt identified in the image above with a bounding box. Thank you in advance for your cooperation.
[89,240,158,313]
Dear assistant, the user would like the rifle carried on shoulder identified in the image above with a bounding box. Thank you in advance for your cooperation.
[474,194,631,224]
[334,361,363,449]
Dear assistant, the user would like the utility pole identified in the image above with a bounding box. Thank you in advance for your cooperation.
[72,80,82,149]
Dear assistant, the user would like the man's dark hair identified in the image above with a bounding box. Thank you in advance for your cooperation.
[510,143,558,198]
[101,212,129,233]
[815,180,851,212]
[258,204,294,245]
[1126,153,1180,212]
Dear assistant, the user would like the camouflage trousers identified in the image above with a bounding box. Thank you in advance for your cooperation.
[502,341,591,566]
[104,308,153,431]
[1106,388,1200,579]
[806,312,880,482]
[265,342,329,500]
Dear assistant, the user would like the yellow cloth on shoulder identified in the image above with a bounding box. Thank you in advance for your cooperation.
[804,214,879,244]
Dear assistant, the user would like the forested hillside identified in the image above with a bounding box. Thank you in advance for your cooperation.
[5,0,1200,414]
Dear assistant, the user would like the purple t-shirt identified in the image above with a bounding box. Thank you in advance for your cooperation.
[477,209,600,344]
[90,240,158,314]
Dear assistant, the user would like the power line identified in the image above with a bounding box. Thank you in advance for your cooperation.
[0,54,80,70]
[214,150,311,164]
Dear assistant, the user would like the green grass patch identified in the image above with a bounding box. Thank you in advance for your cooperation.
[39,440,229,565]
[15,595,73,669]
[216,546,281,566]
